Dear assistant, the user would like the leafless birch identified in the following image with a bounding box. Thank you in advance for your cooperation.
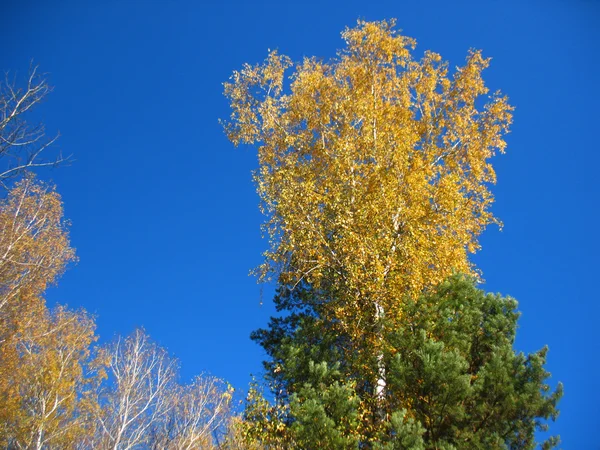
[150,375,235,450]
[91,329,177,450]
[0,65,69,189]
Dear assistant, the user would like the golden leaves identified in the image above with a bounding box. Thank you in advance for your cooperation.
[0,299,99,448]
[224,19,513,341]
[0,177,88,448]
[342,19,415,66]
[0,176,76,313]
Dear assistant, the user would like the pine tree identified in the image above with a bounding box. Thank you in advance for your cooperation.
[249,276,562,449]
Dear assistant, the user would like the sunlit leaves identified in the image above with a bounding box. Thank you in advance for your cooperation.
[0,300,99,449]
[0,176,75,314]
[224,19,513,343]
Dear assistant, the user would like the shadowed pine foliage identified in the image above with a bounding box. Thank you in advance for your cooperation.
[248,276,562,449]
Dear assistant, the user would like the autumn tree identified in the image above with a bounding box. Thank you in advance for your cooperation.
[225,18,561,449]
[0,66,244,449]
[0,176,75,316]
[149,375,235,449]
[0,173,78,450]
[88,329,238,450]
[89,329,177,450]
[0,65,74,322]
[0,300,100,449]
[0,68,76,359]
[223,19,513,404]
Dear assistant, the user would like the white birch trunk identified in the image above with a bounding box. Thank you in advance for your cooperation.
[375,301,386,403]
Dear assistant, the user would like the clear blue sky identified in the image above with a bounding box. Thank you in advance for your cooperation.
[1,0,598,446]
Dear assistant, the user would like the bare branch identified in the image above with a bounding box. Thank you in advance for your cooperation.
[0,65,71,188]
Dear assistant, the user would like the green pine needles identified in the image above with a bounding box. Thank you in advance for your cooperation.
[244,276,562,449]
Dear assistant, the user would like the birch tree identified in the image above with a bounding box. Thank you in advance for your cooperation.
[0,300,100,449]
[91,329,177,450]
[0,65,68,189]
[0,176,75,317]
[224,19,512,405]
[149,375,235,450]
[0,65,75,338]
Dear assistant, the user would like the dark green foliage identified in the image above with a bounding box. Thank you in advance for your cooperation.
[249,276,562,449]
[384,277,563,448]
[375,410,427,450]
[288,361,361,449]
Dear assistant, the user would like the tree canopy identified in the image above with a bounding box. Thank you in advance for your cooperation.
[224,19,513,338]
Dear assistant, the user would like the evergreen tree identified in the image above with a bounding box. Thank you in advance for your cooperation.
[248,276,562,449]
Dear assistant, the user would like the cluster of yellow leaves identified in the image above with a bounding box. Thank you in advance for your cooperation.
[234,383,290,450]
[0,177,100,448]
[224,19,513,342]
[0,298,99,448]
[0,176,75,314]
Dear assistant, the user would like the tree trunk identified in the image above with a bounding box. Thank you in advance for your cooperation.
[375,301,386,411]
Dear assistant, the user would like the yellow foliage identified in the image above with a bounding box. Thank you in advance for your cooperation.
[224,20,513,342]
[0,176,76,315]
[0,298,99,448]
[0,177,93,447]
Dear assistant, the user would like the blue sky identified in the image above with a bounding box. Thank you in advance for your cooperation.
[1,0,598,446]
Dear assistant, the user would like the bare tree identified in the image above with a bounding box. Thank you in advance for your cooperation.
[92,329,177,450]
[0,65,69,189]
[150,375,235,450]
